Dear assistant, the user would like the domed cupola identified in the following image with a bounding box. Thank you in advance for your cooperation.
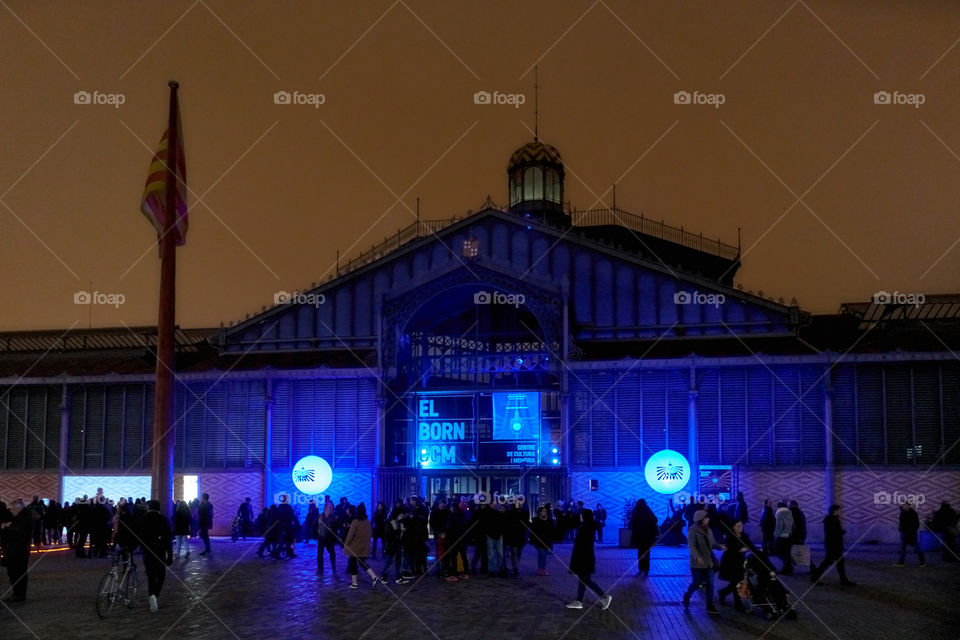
[507,138,565,224]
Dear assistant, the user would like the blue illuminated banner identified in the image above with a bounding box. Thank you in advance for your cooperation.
[492,391,540,441]
[416,394,475,468]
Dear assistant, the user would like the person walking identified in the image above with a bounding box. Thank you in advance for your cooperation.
[237,497,255,542]
[173,500,191,559]
[630,499,659,577]
[894,502,925,567]
[529,506,555,576]
[810,505,856,587]
[682,509,725,616]
[197,493,214,556]
[343,503,381,590]
[565,509,612,611]
[773,502,794,575]
[138,500,173,613]
[717,521,753,613]
[317,502,338,575]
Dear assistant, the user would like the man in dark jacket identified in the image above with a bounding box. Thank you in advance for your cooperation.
[733,492,749,524]
[790,500,814,573]
[429,499,452,577]
[894,502,925,567]
[810,505,855,587]
[138,500,173,613]
[759,499,776,555]
[1,500,37,602]
[198,493,213,555]
[274,495,298,559]
[629,499,659,577]
[593,503,607,543]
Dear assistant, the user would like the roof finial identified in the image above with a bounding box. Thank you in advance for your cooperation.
[534,65,539,142]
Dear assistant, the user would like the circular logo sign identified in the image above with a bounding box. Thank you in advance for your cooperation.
[291,456,333,494]
[644,449,691,495]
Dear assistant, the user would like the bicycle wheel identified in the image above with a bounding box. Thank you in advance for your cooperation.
[96,572,118,619]
[123,568,139,608]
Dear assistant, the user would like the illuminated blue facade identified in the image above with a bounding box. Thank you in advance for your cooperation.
[1,140,958,539]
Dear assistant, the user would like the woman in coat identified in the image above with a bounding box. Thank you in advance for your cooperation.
[566,509,612,610]
[717,520,755,612]
[630,499,659,577]
[343,503,381,589]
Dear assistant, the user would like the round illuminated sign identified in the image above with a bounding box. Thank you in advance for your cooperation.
[291,456,333,494]
[644,449,691,494]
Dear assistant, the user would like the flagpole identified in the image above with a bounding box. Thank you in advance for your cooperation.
[151,80,179,520]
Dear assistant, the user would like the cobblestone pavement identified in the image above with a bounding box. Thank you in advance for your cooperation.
[1,538,957,640]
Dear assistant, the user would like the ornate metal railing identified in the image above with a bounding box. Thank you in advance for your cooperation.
[570,208,740,261]
[337,217,461,276]
[334,205,739,278]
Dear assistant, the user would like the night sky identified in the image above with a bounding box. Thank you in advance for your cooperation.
[2,1,958,331]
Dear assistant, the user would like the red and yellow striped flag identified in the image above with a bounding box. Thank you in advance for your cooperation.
[140,91,187,245]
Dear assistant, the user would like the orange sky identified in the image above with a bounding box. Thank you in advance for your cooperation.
[1,1,958,331]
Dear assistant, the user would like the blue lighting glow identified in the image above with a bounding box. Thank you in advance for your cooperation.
[644,449,691,494]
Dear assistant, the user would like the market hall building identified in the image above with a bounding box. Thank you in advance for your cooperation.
[1,140,958,542]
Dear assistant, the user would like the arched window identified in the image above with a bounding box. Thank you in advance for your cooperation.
[524,166,543,201]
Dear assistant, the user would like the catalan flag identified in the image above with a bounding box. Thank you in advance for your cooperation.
[140,86,187,245]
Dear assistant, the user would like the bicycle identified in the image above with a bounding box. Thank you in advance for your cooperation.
[96,547,139,618]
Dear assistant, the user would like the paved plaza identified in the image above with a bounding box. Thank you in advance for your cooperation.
[1,538,957,640]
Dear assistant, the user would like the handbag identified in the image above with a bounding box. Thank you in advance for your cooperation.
[736,579,750,599]
[790,543,810,566]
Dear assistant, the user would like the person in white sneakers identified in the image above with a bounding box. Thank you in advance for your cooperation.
[565,510,612,611]
[137,500,173,613]
[344,503,382,590]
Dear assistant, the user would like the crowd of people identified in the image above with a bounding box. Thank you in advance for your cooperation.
[0,487,957,617]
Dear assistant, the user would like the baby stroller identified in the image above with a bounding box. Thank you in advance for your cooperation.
[740,552,797,620]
